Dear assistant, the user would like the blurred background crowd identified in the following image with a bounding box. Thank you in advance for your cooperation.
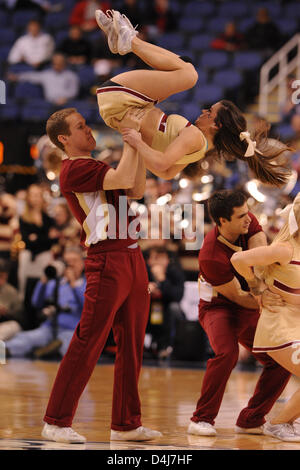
[0,0,300,367]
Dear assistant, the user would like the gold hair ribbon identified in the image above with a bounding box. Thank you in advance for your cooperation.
[239,131,263,157]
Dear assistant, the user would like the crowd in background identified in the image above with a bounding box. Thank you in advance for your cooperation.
[1,0,300,367]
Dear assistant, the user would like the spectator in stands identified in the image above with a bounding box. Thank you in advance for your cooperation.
[0,259,23,342]
[91,33,121,80]
[145,0,177,38]
[7,19,55,69]
[120,0,143,30]
[211,21,246,52]
[5,247,86,358]
[0,193,19,260]
[146,246,185,358]
[8,53,80,106]
[144,176,160,205]
[18,184,60,329]
[51,202,81,258]
[245,7,282,58]
[57,25,92,66]
[69,0,111,32]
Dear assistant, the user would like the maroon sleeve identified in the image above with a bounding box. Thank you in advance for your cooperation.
[63,159,111,193]
[246,212,263,240]
[200,259,234,286]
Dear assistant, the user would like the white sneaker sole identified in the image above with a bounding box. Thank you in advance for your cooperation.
[41,429,86,444]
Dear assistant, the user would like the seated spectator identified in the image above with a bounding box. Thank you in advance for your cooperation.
[17,184,61,329]
[8,19,55,69]
[57,25,92,66]
[0,259,23,342]
[8,53,80,106]
[145,0,178,38]
[145,246,185,359]
[245,7,282,58]
[51,202,81,258]
[5,247,86,358]
[0,193,19,260]
[69,0,111,32]
[211,21,246,52]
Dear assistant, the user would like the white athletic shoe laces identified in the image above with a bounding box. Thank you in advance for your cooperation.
[263,421,300,442]
[110,426,162,441]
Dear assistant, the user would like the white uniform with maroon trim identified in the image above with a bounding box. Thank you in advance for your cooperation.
[96,82,207,166]
[253,237,300,353]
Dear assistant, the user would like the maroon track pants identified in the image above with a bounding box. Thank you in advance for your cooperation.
[44,246,150,431]
[191,300,291,428]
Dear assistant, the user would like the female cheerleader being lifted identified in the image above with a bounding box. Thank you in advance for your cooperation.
[95,9,291,184]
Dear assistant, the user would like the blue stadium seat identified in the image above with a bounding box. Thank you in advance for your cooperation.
[207,17,233,34]
[183,1,215,17]
[252,2,282,18]
[0,45,11,62]
[0,29,16,46]
[165,89,192,104]
[199,51,229,70]
[44,12,69,31]
[66,100,95,123]
[212,69,243,89]
[12,10,40,30]
[54,30,69,47]
[219,2,249,18]
[20,100,52,121]
[238,18,255,33]
[156,33,185,51]
[0,11,10,28]
[181,102,201,123]
[194,84,223,105]
[14,82,44,100]
[8,63,35,74]
[233,51,263,71]
[77,65,96,89]
[189,34,214,52]
[284,2,300,18]
[275,19,298,36]
[276,123,295,140]
[178,17,203,34]
[0,100,20,120]
[194,69,208,85]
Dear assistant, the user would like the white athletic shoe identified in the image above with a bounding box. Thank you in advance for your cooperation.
[41,423,87,444]
[263,421,300,442]
[110,426,162,441]
[235,425,263,435]
[112,10,138,55]
[187,421,217,436]
[95,9,118,54]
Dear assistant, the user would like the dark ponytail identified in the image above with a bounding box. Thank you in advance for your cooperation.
[181,160,205,179]
[213,100,292,187]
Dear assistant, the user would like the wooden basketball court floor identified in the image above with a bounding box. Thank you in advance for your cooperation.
[0,358,300,452]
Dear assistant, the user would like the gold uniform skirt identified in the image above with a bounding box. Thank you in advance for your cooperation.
[96,85,155,132]
[253,302,300,353]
